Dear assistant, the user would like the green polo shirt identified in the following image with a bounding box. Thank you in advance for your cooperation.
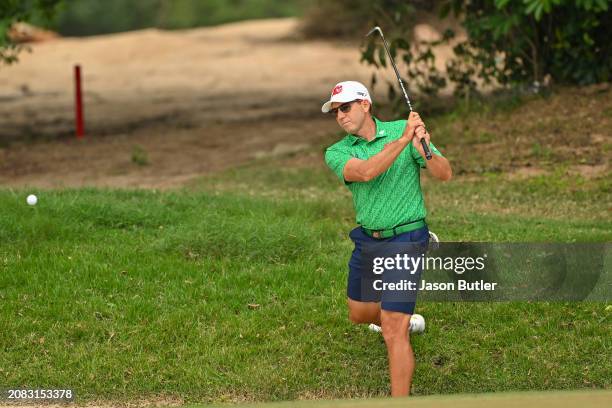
[325,117,443,230]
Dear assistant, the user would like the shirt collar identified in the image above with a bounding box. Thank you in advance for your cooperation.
[349,117,387,145]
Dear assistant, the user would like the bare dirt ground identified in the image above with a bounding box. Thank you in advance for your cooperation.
[0,18,380,188]
[0,18,609,189]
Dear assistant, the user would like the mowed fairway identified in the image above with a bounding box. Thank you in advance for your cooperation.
[1,159,610,403]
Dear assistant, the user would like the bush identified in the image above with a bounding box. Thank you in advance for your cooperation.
[444,0,612,87]
[360,0,612,109]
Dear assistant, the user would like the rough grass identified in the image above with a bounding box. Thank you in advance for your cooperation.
[1,86,610,404]
[423,84,612,176]
[1,168,610,403]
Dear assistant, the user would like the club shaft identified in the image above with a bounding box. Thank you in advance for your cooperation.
[378,32,412,112]
[374,28,431,160]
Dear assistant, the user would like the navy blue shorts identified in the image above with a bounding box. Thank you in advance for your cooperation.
[347,225,430,314]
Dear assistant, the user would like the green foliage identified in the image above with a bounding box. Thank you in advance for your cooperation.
[447,0,611,87]
[361,0,611,110]
[0,0,62,65]
[46,0,305,36]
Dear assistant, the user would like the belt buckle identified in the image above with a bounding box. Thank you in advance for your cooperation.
[372,231,381,239]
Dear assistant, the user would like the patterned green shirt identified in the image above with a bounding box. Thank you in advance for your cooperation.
[325,117,443,230]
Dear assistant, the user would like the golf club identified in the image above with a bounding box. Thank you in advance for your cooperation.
[366,26,432,160]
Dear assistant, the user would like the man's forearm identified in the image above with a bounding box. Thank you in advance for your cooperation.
[421,153,452,181]
[412,126,452,181]
[358,137,411,181]
[343,114,424,183]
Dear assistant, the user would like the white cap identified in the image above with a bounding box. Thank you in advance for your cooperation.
[321,81,372,113]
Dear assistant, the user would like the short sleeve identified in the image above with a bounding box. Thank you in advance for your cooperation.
[325,147,353,184]
[412,142,443,169]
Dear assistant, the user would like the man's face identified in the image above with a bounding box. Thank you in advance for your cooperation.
[331,99,370,134]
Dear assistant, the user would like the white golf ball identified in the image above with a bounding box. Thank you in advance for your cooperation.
[26,194,38,206]
[410,314,426,334]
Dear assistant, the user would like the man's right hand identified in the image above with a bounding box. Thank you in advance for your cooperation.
[401,111,424,142]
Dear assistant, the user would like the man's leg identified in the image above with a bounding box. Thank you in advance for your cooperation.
[377,226,428,396]
[347,298,381,325]
[380,309,414,397]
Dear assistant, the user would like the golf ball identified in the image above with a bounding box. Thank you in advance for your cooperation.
[26,194,38,206]
[410,314,425,334]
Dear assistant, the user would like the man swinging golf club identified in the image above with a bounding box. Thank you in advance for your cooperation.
[322,80,452,397]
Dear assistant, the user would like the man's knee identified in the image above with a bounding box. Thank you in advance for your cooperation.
[348,305,374,324]
[347,299,379,324]
[381,310,410,343]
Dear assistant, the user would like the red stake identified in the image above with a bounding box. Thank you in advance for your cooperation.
[74,65,85,138]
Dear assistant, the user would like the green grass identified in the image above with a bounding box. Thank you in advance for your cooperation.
[1,163,610,404]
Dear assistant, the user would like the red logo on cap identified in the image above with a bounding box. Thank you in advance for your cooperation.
[332,85,343,96]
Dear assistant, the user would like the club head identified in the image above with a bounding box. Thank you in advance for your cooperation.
[366,26,383,37]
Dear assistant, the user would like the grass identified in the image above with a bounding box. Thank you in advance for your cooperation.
[1,86,610,404]
[131,145,150,166]
[417,85,612,175]
[1,165,610,404]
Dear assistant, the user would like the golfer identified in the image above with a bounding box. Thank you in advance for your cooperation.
[322,81,452,397]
